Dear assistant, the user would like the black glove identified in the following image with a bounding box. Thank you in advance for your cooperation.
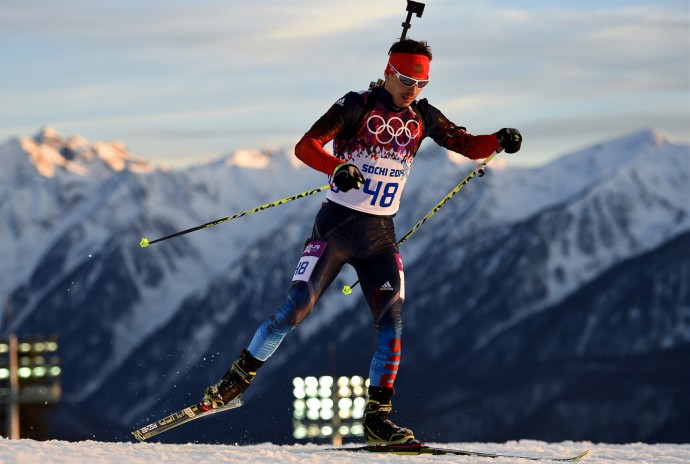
[332,163,364,192]
[496,128,522,154]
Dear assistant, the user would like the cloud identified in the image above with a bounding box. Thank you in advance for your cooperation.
[0,1,687,167]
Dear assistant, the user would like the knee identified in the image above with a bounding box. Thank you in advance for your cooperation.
[378,299,404,334]
[272,283,314,332]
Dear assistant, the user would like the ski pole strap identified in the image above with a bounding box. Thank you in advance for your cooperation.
[342,152,498,295]
[140,184,332,248]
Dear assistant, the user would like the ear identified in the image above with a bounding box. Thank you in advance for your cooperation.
[383,73,393,89]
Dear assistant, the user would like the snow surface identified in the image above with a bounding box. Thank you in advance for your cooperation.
[1,438,689,464]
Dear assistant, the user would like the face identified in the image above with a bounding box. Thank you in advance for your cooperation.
[384,72,425,108]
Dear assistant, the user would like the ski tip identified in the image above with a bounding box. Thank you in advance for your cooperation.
[571,449,591,461]
[131,430,146,442]
[140,237,149,248]
[556,449,591,461]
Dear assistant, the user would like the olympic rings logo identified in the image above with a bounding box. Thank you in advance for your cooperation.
[366,115,421,147]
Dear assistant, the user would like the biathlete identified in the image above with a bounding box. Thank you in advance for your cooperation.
[203,38,522,444]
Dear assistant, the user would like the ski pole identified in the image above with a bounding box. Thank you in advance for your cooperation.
[342,152,499,295]
[140,184,332,248]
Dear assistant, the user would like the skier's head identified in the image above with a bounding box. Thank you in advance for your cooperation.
[384,39,432,108]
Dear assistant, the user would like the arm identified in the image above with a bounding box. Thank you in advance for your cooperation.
[416,99,501,160]
[441,128,502,160]
[295,92,365,175]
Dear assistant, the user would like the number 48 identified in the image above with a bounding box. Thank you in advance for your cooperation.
[363,179,399,207]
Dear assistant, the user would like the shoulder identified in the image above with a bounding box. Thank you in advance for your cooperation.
[409,98,439,131]
[412,99,465,140]
[413,98,456,128]
[412,98,437,117]
[333,90,367,108]
[329,90,372,126]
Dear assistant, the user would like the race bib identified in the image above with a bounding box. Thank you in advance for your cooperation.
[327,104,420,216]
[292,240,327,282]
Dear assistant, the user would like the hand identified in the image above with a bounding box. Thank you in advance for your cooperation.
[496,128,522,154]
[332,163,364,192]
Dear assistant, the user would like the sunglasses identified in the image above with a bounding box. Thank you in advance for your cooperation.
[389,63,430,89]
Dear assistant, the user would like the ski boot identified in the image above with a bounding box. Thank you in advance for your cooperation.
[203,349,264,408]
[363,386,415,444]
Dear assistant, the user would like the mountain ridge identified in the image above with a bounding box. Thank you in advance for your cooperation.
[1,126,688,443]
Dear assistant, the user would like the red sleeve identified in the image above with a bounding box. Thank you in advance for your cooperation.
[295,99,352,176]
[295,91,368,175]
[442,129,501,160]
[295,137,342,176]
[416,99,500,160]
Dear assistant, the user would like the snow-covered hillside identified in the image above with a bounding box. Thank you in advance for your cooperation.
[1,127,688,444]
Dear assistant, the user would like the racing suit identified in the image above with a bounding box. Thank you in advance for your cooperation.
[246,85,499,388]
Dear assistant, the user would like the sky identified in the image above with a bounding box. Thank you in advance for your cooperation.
[1,0,688,168]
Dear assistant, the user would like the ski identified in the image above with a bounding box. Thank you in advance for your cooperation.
[131,398,242,441]
[332,442,590,461]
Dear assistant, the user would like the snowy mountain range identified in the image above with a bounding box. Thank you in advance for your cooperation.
[1,126,688,443]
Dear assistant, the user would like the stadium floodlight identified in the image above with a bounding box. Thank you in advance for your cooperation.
[1,335,62,439]
[292,375,369,445]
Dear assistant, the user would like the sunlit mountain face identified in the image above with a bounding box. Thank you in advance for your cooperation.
[1,127,688,444]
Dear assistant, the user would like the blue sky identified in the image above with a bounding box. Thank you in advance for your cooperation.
[1,0,688,167]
